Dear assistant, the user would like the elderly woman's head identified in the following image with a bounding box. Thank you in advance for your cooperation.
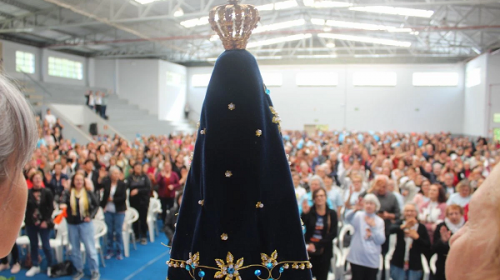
[363,194,380,214]
[309,175,325,192]
[446,164,500,280]
[445,204,463,224]
[0,75,37,257]
[456,179,472,198]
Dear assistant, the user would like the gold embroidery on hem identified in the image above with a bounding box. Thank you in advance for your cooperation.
[167,250,312,280]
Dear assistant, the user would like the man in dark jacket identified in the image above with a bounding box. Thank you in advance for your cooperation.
[126,163,152,245]
[84,159,100,199]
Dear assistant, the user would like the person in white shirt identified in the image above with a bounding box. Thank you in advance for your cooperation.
[94,92,102,115]
[44,109,56,129]
[345,194,386,280]
[447,179,472,207]
[344,174,365,220]
[292,172,306,206]
[88,91,95,110]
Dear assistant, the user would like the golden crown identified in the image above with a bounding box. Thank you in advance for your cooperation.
[209,0,260,50]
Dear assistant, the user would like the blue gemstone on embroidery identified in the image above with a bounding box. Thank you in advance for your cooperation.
[266,262,273,269]
[185,265,191,271]
[279,267,284,273]
[228,268,235,274]
[265,89,270,95]
[268,278,273,280]
[192,263,197,268]
[198,270,205,277]
[255,270,261,276]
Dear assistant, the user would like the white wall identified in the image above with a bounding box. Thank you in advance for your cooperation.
[0,40,41,80]
[188,63,465,133]
[159,60,187,121]
[117,59,160,115]
[463,54,488,136]
[93,59,116,91]
[485,53,500,137]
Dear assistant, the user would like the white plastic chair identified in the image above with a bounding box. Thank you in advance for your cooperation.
[75,220,108,267]
[332,245,344,280]
[94,207,105,221]
[50,218,69,263]
[429,253,438,275]
[147,198,162,242]
[377,254,385,280]
[384,234,397,280]
[422,254,430,280]
[123,207,139,257]
[92,220,108,267]
[338,224,354,254]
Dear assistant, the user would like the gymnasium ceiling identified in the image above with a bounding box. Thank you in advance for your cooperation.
[1,0,499,65]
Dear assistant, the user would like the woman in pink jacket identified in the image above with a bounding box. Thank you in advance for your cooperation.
[418,183,447,244]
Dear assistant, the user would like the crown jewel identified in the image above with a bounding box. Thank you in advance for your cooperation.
[209,0,260,50]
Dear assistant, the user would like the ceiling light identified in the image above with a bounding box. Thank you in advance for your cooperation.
[173,8,184,17]
[312,18,401,31]
[318,33,412,47]
[247,33,312,48]
[180,16,209,28]
[297,54,337,58]
[256,0,297,11]
[254,19,306,33]
[349,6,434,18]
[326,42,335,48]
[303,0,352,8]
[134,0,161,4]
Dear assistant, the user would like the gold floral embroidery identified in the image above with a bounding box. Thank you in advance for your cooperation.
[261,250,278,268]
[168,250,311,280]
[269,106,282,133]
[214,252,244,280]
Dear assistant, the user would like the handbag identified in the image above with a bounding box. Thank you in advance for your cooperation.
[50,261,74,278]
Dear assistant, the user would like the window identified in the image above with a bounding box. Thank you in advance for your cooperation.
[48,56,83,80]
[353,72,397,86]
[296,72,338,86]
[15,51,35,74]
[191,74,211,87]
[412,72,459,87]
[261,72,283,86]
[466,67,481,88]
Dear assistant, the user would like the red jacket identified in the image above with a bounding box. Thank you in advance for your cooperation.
[157,172,180,198]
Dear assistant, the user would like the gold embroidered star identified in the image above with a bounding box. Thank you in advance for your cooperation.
[256,129,262,137]
[256,202,264,208]
[200,128,206,135]
[225,170,232,178]
[198,200,204,206]
[221,233,228,241]
[269,106,282,133]
[228,103,235,110]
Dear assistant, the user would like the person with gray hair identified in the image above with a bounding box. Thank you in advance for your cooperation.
[99,166,128,260]
[300,175,333,214]
[345,193,386,280]
[389,202,430,280]
[0,74,37,258]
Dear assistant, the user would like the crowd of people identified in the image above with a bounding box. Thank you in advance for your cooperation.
[292,131,493,280]
[0,103,497,280]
